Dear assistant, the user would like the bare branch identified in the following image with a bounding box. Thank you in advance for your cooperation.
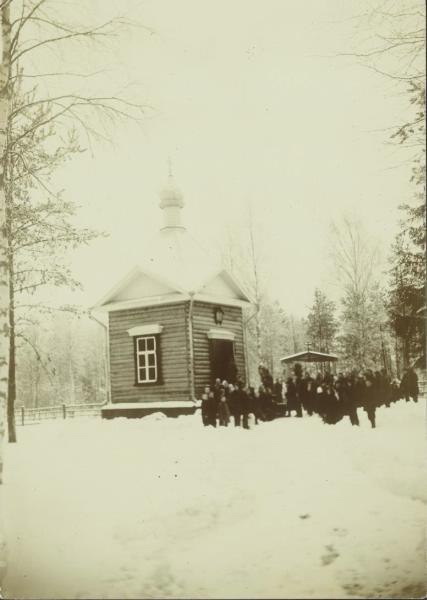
[10,0,46,58]
[11,19,118,64]
[362,62,424,81]
[16,332,54,382]
[10,69,111,81]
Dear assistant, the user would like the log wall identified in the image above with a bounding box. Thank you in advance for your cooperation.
[192,301,246,398]
[108,300,247,404]
[109,303,190,403]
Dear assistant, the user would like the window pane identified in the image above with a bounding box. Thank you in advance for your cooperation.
[146,337,155,351]
[137,338,146,352]
[139,368,147,382]
[148,353,155,366]
[148,367,156,381]
[139,355,146,367]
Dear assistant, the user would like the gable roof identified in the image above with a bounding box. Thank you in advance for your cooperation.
[197,268,253,303]
[92,192,254,312]
[93,231,252,311]
[93,265,251,311]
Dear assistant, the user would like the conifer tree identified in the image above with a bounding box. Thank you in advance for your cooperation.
[306,289,337,353]
[344,1,426,369]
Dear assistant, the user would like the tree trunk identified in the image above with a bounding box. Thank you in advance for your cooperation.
[290,317,297,353]
[7,261,16,443]
[403,334,410,369]
[0,2,11,585]
[4,58,15,442]
[254,305,262,363]
[394,333,400,378]
[69,359,75,405]
[34,365,40,408]
[248,208,263,366]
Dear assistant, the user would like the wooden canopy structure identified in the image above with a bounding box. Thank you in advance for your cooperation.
[280,350,338,364]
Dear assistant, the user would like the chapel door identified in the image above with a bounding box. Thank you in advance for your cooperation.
[210,339,237,384]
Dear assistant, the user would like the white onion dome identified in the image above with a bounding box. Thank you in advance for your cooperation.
[159,177,184,209]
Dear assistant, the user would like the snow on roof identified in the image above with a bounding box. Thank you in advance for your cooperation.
[93,176,252,310]
[142,227,220,293]
[93,227,252,310]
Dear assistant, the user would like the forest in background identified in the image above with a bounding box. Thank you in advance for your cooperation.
[2,0,425,410]
[16,312,106,409]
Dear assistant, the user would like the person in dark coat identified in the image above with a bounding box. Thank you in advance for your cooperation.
[400,367,419,403]
[208,391,219,427]
[201,386,212,426]
[373,370,382,406]
[273,378,283,403]
[258,366,274,393]
[390,378,401,403]
[335,372,347,419]
[345,372,359,426]
[272,377,287,417]
[294,375,303,418]
[201,391,209,426]
[239,385,251,429]
[323,370,334,387]
[249,386,262,423]
[379,369,391,407]
[353,373,366,409]
[218,387,230,426]
[335,372,358,426]
[213,378,222,401]
[285,377,296,417]
[265,371,274,393]
[363,371,377,428]
[202,386,218,427]
[312,373,323,416]
[228,384,242,427]
[302,372,315,416]
[320,384,343,425]
[259,384,275,421]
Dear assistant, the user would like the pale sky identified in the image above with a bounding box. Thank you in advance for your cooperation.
[23,0,414,316]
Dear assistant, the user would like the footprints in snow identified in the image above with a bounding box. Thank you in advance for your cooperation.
[321,544,340,566]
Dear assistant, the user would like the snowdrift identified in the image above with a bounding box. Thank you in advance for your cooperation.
[3,400,426,599]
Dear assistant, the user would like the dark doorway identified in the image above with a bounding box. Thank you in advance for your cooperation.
[210,339,237,383]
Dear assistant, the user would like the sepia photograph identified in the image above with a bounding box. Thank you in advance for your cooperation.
[0,0,426,598]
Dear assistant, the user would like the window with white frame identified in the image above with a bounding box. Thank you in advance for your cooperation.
[135,336,158,383]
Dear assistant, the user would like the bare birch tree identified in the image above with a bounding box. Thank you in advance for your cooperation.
[331,216,389,369]
[221,211,295,385]
[247,206,263,366]
[2,0,147,441]
[0,0,11,585]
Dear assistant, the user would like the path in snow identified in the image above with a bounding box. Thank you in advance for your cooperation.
[2,400,426,599]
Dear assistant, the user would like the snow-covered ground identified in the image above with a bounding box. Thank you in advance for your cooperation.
[2,400,426,599]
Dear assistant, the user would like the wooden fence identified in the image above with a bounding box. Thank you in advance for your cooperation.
[15,403,104,426]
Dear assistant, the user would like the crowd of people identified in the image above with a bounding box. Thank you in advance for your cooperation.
[200,378,276,429]
[200,364,420,430]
